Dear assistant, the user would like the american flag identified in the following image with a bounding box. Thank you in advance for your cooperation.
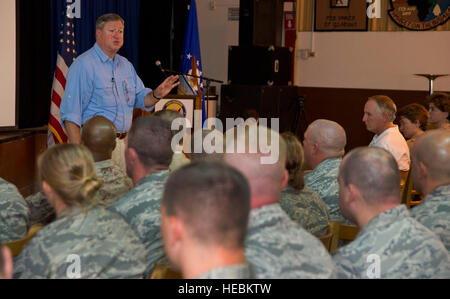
[48,8,77,146]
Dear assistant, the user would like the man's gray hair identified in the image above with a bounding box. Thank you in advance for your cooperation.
[96,13,124,30]
[368,95,397,122]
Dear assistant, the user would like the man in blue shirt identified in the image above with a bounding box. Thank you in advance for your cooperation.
[60,14,179,168]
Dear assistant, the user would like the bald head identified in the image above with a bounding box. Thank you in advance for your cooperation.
[81,116,116,162]
[340,147,400,206]
[412,129,450,185]
[223,125,287,206]
[307,119,347,157]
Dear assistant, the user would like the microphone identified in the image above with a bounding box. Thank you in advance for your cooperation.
[155,60,167,77]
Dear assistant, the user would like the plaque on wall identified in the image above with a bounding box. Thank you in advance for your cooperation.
[315,0,368,31]
[388,0,450,30]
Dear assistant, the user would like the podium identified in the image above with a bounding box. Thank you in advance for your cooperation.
[133,94,216,131]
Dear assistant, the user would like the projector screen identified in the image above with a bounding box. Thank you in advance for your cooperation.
[0,0,16,128]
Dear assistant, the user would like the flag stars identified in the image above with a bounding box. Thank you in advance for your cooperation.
[186,53,192,60]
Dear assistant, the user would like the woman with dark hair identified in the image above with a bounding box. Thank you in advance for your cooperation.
[397,103,429,149]
[280,132,329,237]
[428,93,450,129]
[14,144,147,278]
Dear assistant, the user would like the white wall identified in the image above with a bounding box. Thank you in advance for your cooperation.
[0,0,16,127]
[295,31,450,91]
[197,0,239,96]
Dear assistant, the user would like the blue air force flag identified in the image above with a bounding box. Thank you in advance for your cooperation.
[179,0,205,124]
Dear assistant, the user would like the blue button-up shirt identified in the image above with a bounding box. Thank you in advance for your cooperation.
[60,43,152,132]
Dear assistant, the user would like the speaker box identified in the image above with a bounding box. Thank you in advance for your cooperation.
[219,85,303,133]
[239,0,284,47]
[228,45,293,86]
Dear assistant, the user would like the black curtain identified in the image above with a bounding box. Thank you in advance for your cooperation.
[17,0,52,129]
[138,0,190,90]
[16,0,190,129]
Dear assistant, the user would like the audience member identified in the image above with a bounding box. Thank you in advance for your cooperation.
[397,103,429,149]
[152,109,190,172]
[26,116,134,225]
[0,246,13,279]
[81,116,133,205]
[280,132,329,237]
[303,119,349,223]
[409,129,450,251]
[427,92,450,129]
[223,125,336,279]
[363,95,410,171]
[0,178,29,243]
[108,116,173,276]
[333,147,449,278]
[14,144,147,278]
[161,161,253,278]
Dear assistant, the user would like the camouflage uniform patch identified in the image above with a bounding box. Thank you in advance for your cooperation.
[93,159,133,206]
[280,185,329,237]
[305,158,350,224]
[410,184,450,252]
[0,178,29,243]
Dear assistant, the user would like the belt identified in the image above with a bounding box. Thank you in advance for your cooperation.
[116,132,127,139]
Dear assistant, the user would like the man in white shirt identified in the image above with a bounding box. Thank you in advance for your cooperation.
[363,95,410,171]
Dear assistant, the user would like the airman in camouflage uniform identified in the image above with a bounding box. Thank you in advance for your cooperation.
[13,204,147,278]
[409,129,450,252]
[303,120,349,224]
[162,161,252,279]
[280,185,329,237]
[0,178,29,243]
[196,263,254,279]
[333,205,450,278]
[108,170,169,276]
[245,204,336,278]
[304,158,349,224]
[223,126,336,279]
[334,146,450,279]
[108,116,174,276]
[410,185,450,251]
[93,159,133,206]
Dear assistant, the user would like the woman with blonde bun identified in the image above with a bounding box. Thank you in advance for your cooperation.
[14,144,147,279]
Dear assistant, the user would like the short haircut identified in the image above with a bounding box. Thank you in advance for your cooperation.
[340,147,400,205]
[38,144,102,206]
[162,161,251,249]
[369,95,397,122]
[307,119,347,157]
[281,132,305,190]
[152,110,185,137]
[127,116,173,168]
[428,92,450,119]
[411,129,450,182]
[96,13,124,30]
[397,103,429,130]
[81,116,116,153]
